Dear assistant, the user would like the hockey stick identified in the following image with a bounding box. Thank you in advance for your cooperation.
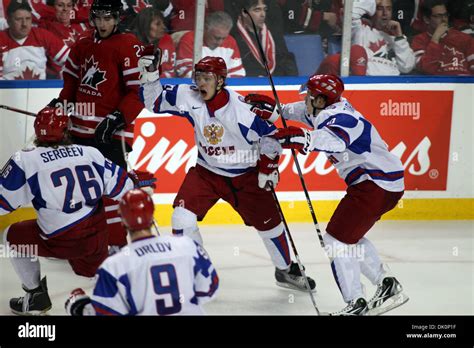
[120,132,160,236]
[0,104,36,117]
[242,8,325,249]
[270,185,320,315]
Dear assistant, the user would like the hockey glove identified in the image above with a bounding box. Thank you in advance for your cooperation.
[244,94,280,123]
[273,126,313,155]
[128,170,157,196]
[65,288,92,316]
[94,110,125,145]
[37,98,63,118]
[138,46,162,83]
[257,154,280,191]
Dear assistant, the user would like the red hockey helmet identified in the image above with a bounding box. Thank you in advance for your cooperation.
[34,107,69,143]
[194,56,228,78]
[118,189,154,232]
[305,74,344,106]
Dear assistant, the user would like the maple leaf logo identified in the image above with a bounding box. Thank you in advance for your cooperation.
[368,39,385,53]
[80,56,106,90]
[16,67,41,80]
[63,29,79,47]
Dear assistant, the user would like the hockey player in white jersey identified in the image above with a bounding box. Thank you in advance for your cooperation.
[0,108,154,315]
[249,74,409,315]
[139,53,316,292]
[65,188,219,315]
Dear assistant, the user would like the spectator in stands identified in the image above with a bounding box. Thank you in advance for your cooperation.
[169,0,223,32]
[130,7,176,77]
[412,0,474,75]
[278,0,341,36]
[230,0,297,76]
[39,0,89,47]
[120,0,173,32]
[316,45,368,76]
[0,0,69,79]
[351,0,415,75]
[176,11,245,77]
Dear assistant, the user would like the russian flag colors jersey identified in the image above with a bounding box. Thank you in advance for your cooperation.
[141,80,277,177]
[0,144,134,238]
[282,99,404,192]
[91,235,219,315]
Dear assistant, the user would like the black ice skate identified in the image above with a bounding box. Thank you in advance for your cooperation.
[275,262,316,292]
[330,298,368,316]
[10,277,52,316]
[367,277,409,315]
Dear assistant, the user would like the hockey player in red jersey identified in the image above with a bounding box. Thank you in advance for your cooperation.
[139,53,316,292]
[39,0,147,250]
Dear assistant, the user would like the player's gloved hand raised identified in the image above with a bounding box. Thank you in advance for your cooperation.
[128,170,157,196]
[138,45,162,83]
[94,110,125,145]
[257,154,279,191]
[65,288,91,316]
[273,126,313,155]
[244,94,280,123]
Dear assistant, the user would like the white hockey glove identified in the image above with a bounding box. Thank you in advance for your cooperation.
[65,288,93,316]
[139,47,162,84]
[257,154,280,191]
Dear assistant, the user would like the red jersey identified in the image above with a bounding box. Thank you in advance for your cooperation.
[157,33,176,78]
[0,27,69,79]
[59,31,145,145]
[39,20,89,48]
[412,29,474,76]
[176,31,245,77]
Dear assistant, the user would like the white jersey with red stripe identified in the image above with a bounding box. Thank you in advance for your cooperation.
[0,145,134,238]
[140,79,277,177]
[176,31,245,77]
[282,99,404,192]
[90,234,219,315]
[0,27,69,79]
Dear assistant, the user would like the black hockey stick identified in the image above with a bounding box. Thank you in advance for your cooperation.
[0,105,36,117]
[270,185,320,315]
[243,8,325,249]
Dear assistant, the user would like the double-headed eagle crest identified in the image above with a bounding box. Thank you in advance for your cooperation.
[203,123,224,145]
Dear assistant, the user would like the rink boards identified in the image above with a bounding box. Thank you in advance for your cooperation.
[0,76,472,228]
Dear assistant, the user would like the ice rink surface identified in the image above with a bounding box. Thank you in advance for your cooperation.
[0,220,472,315]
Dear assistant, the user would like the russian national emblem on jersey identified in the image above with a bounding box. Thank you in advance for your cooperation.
[203,123,224,145]
[80,56,107,90]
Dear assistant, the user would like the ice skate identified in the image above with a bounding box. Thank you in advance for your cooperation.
[330,298,368,316]
[275,262,316,292]
[367,277,409,315]
[10,277,52,316]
